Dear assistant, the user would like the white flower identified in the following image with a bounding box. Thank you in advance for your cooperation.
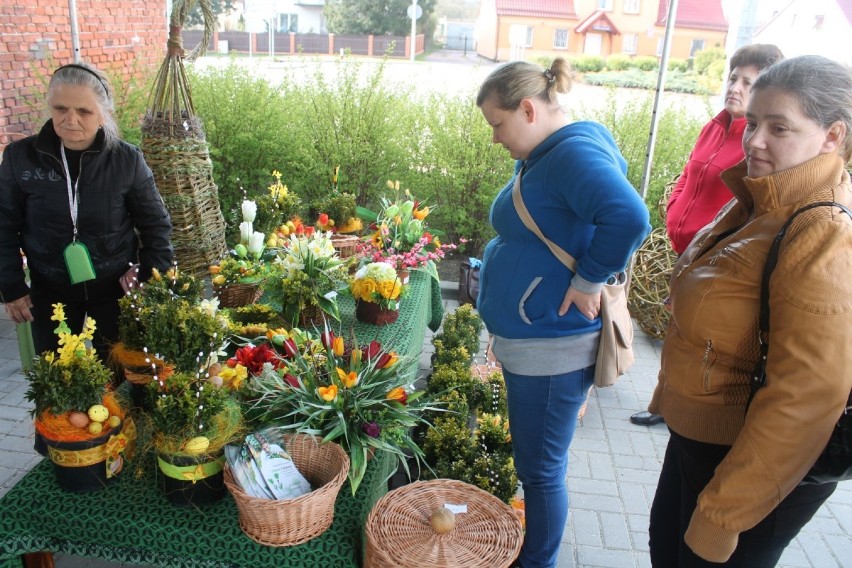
[241,200,257,223]
[198,298,220,318]
[248,231,265,258]
[239,221,253,245]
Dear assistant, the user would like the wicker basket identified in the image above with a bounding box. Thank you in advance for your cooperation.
[214,283,263,308]
[330,233,360,259]
[298,304,327,329]
[365,479,523,568]
[223,434,349,547]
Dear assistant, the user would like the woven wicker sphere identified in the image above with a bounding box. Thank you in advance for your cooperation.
[365,479,523,568]
[628,227,676,340]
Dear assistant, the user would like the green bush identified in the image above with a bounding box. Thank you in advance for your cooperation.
[668,58,689,72]
[569,54,605,73]
[188,62,298,229]
[414,92,511,255]
[582,69,713,95]
[693,47,725,75]
[605,54,632,71]
[634,55,659,71]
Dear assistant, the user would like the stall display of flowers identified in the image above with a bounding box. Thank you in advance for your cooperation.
[253,169,303,237]
[246,326,443,494]
[349,262,407,325]
[356,181,458,277]
[264,231,349,327]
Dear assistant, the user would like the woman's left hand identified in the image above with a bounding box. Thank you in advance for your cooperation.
[560,287,601,319]
[119,264,139,293]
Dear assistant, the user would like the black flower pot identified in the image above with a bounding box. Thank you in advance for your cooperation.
[42,421,129,493]
[157,451,226,507]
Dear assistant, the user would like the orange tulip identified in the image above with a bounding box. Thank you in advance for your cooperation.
[386,386,408,404]
[332,336,345,357]
[318,385,338,401]
[336,367,359,388]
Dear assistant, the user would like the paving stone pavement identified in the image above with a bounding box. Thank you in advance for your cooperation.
[0,284,849,567]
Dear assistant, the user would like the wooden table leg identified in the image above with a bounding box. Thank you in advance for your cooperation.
[22,552,54,568]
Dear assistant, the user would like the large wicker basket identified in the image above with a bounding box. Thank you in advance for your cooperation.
[365,479,523,568]
[214,283,263,308]
[224,433,349,547]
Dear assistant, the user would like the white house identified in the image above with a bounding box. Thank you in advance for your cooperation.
[243,0,327,34]
[752,0,852,65]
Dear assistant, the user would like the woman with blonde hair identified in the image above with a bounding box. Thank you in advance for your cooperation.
[476,58,650,567]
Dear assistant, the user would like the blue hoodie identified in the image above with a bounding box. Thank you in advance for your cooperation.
[478,121,650,342]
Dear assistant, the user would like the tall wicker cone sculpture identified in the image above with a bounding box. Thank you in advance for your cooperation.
[141,0,227,276]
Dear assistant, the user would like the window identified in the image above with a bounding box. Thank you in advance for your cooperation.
[277,13,298,33]
[623,0,640,14]
[553,29,569,49]
[622,33,638,54]
[597,0,613,10]
[509,24,533,47]
[689,39,705,57]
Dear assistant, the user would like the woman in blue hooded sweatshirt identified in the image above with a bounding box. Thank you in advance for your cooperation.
[476,58,650,568]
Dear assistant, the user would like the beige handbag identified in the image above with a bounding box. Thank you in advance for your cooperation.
[511,171,635,387]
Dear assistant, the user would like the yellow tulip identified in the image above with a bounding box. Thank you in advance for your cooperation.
[332,336,345,357]
[337,367,359,388]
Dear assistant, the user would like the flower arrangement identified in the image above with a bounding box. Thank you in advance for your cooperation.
[357,181,458,272]
[350,262,406,310]
[26,304,115,429]
[253,170,303,237]
[264,231,349,326]
[313,166,362,234]
[246,327,442,494]
[210,199,269,289]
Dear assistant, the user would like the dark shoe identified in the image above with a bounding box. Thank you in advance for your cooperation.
[630,411,665,426]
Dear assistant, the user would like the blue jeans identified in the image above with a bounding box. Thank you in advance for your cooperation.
[504,366,595,568]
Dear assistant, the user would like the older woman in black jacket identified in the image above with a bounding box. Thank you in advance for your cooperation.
[0,62,173,361]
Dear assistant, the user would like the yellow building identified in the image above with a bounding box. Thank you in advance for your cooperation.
[475,0,728,62]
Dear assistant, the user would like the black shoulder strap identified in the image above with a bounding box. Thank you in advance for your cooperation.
[748,201,852,406]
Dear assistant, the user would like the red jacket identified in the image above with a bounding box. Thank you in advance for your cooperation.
[666,110,745,254]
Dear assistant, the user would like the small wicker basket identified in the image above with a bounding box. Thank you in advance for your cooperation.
[331,233,360,259]
[214,283,263,308]
[365,479,523,568]
[223,433,349,547]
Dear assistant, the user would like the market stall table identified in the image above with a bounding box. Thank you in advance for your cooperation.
[0,271,443,568]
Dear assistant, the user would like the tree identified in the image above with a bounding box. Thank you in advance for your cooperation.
[435,0,479,20]
[185,0,235,29]
[325,0,437,36]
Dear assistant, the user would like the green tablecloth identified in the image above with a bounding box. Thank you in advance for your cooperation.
[0,271,443,567]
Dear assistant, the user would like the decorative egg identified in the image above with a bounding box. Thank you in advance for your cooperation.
[107,415,121,429]
[68,411,90,429]
[430,507,455,534]
[88,421,103,435]
[210,375,224,388]
[87,404,109,423]
[207,363,222,377]
[183,436,210,455]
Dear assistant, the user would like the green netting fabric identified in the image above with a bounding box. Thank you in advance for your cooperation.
[0,450,395,567]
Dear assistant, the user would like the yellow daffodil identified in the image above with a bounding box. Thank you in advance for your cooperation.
[318,384,338,401]
[336,367,359,388]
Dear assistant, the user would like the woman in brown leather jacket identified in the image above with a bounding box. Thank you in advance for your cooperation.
[648,55,852,566]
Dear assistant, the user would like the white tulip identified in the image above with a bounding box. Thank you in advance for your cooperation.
[241,200,257,223]
[239,221,253,245]
[248,232,265,258]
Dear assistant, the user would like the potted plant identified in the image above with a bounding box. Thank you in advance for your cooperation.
[263,230,349,328]
[356,181,459,281]
[350,262,407,326]
[210,199,270,308]
[142,370,243,506]
[26,304,135,492]
[253,169,303,237]
[246,327,443,494]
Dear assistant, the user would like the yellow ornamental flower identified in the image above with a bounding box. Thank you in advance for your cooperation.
[370,231,384,249]
[151,267,162,281]
[51,304,65,323]
[219,365,249,390]
[413,206,429,220]
[318,384,338,401]
[377,280,396,300]
[336,367,359,388]
[44,352,55,363]
[360,278,378,300]
[81,317,96,341]
[393,215,402,226]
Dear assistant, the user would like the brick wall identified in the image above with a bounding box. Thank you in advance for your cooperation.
[0,1,168,154]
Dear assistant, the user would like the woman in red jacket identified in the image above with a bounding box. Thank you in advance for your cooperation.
[631,43,783,427]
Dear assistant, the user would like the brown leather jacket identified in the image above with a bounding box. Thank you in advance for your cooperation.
[649,153,852,562]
